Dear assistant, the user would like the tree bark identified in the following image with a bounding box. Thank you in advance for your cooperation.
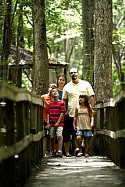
[32,0,49,96]
[94,0,113,103]
[82,0,95,86]
[0,0,12,80]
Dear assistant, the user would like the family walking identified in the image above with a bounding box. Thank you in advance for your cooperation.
[41,67,95,158]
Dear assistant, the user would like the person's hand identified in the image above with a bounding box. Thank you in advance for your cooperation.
[45,124,51,129]
[73,125,77,130]
[54,122,59,127]
[92,108,96,116]
[65,112,69,117]
[90,123,94,128]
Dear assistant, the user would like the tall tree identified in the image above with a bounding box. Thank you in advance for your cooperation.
[94,0,113,103]
[32,0,49,96]
[14,0,24,87]
[82,0,95,86]
[0,0,12,80]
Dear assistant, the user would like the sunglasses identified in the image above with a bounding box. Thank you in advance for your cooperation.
[70,72,77,74]
[49,84,57,88]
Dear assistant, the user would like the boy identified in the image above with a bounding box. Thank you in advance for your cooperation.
[47,87,66,157]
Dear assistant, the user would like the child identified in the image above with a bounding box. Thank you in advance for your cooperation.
[41,83,57,156]
[47,87,66,157]
[73,94,94,157]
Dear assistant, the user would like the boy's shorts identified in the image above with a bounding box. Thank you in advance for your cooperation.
[50,126,63,138]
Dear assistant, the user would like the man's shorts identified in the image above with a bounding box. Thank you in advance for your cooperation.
[63,115,76,143]
[50,126,63,138]
[76,129,92,137]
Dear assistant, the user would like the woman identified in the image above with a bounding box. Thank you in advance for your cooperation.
[57,75,67,100]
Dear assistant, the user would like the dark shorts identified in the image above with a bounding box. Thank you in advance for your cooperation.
[63,115,76,143]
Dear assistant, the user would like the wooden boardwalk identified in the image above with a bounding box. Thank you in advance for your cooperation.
[24,156,125,187]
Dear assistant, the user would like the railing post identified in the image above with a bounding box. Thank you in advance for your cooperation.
[95,103,105,155]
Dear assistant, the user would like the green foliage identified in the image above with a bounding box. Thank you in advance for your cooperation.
[112,0,125,95]
[22,69,32,91]
[112,63,121,95]
[45,0,82,61]
[0,0,125,95]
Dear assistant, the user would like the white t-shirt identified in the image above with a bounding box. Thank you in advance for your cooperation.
[62,79,95,117]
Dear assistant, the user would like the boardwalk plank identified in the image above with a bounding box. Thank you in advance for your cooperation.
[24,156,125,187]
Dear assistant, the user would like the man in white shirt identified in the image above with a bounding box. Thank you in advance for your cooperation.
[62,67,95,157]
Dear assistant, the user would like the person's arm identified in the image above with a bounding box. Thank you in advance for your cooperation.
[63,98,68,114]
[90,116,94,128]
[73,107,78,130]
[90,95,96,116]
[46,113,51,129]
[54,113,64,127]
[88,106,94,128]
[90,95,95,108]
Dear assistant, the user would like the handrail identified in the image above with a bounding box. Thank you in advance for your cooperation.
[0,81,43,105]
[95,89,125,168]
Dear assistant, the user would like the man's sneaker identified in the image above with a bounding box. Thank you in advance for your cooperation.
[66,153,71,157]
[56,151,63,158]
[74,148,79,156]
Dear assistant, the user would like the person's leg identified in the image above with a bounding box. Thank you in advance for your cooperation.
[54,136,58,152]
[56,127,63,157]
[46,135,50,152]
[64,141,71,156]
[63,115,71,156]
[84,130,92,157]
[84,137,91,157]
[50,137,55,152]
[77,135,82,153]
[50,127,56,156]
[75,130,82,156]
[70,117,76,155]
[44,122,51,155]
[57,136,63,151]
[56,127,63,152]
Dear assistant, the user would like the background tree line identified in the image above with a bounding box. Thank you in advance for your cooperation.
[0,0,125,103]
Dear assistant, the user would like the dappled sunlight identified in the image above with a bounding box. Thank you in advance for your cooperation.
[25,156,125,187]
[36,156,121,180]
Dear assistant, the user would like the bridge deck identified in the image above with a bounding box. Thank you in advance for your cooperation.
[24,156,125,187]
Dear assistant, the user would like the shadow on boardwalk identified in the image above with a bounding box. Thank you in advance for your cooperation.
[24,156,125,187]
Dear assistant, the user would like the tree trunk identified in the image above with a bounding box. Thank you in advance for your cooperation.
[94,0,113,103]
[32,0,49,96]
[82,0,95,86]
[0,0,12,80]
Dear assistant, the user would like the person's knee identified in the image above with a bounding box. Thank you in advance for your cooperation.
[77,136,81,141]
[57,136,62,141]
[63,135,70,143]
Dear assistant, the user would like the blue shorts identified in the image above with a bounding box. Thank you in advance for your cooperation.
[76,130,92,137]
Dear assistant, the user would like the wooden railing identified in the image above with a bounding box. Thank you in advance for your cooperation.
[0,81,45,187]
[0,81,125,186]
[95,90,125,168]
